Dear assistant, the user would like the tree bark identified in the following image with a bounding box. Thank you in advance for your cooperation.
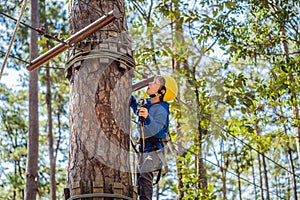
[233,141,242,200]
[274,3,299,199]
[282,111,298,200]
[66,0,134,198]
[271,0,300,170]
[220,141,228,200]
[46,65,57,200]
[195,87,208,191]
[257,153,264,200]
[25,0,39,199]
[251,152,258,200]
[255,120,264,200]
[170,2,185,198]
[261,154,270,200]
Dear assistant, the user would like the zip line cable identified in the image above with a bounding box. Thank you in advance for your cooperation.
[0,49,30,64]
[202,156,286,199]
[0,11,68,45]
[177,98,300,179]
[168,141,286,199]
[0,0,28,81]
[0,50,65,70]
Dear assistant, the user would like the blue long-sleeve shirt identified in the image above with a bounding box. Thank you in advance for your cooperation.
[130,96,170,152]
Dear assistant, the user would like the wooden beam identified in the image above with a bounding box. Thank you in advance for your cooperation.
[132,76,154,92]
[26,10,118,71]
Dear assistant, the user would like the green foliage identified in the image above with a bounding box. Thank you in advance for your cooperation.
[1,0,300,199]
[0,85,27,199]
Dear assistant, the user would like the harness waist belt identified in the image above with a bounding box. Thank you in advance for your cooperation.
[145,137,168,143]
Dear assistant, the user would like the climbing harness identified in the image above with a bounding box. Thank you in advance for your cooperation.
[130,76,179,187]
[130,97,171,186]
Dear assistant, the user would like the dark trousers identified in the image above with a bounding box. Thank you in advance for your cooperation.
[137,151,162,200]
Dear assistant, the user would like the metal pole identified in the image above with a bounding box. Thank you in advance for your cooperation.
[26,10,118,71]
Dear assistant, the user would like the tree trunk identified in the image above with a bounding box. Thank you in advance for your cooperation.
[170,2,185,198]
[174,88,184,200]
[233,141,242,200]
[156,184,159,200]
[261,154,270,200]
[66,0,134,198]
[46,65,56,200]
[25,0,39,199]
[288,148,298,200]
[255,120,264,200]
[270,0,300,169]
[257,153,264,200]
[251,152,258,200]
[219,141,228,200]
[282,116,298,200]
[194,86,208,198]
[276,4,299,198]
[280,18,299,200]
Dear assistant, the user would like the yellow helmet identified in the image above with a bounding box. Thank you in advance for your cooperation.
[163,76,178,102]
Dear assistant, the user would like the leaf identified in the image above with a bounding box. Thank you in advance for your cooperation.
[213,9,218,17]
[241,106,247,114]
[225,1,237,9]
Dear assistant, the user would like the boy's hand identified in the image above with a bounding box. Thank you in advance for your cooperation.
[137,107,148,119]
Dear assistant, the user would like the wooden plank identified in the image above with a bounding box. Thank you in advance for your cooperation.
[132,76,154,92]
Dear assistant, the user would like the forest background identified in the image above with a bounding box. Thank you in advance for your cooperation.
[0,0,299,199]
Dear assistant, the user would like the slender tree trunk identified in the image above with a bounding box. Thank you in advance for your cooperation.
[66,0,134,198]
[195,87,207,191]
[288,148,298,200]
[221,150,228,200]
[281,20,299,200]
[280,24,300,168]
[25,0,39,199]
[14,163,17,199]
[257,153,264,200]
[233,141,242,200]
[46,65,56,200]
[175,94,184,200]
[170,2,185,198]
[276,4,299,198]
[156,184,159,200]
[284,39,300,167]
[176,143,184,200]
[146,0,159,74]
[216,141,227,200]
[251,152,258,200]
[174,87,184,200]
[254,119,265,200]
[261,154,270,200]
[270,0,300,168]
[282,113,298,200]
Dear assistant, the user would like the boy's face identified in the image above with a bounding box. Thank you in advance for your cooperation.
[146,78,161,95]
